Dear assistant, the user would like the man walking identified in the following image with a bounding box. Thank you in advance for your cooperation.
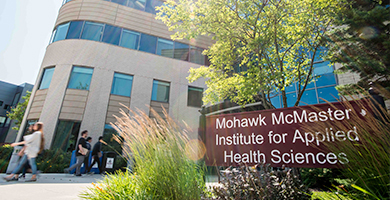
[64,130,89,176]
[86,136,105,174]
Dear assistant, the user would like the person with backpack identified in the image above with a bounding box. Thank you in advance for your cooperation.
[3,122,44,182]
[86,136,105,174]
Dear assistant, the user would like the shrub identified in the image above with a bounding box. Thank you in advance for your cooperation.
[302,95,390,199]
[210,164,311,200]
[0,144,13,173]
[301,168,344,190]
[81,107,206,200]
[36,149,72,173]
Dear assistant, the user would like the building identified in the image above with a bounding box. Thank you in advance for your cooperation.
[17,0,212,151]
[0,81,33,143]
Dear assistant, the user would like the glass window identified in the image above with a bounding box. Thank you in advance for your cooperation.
[0,116,6,127]
[11,93,21,106]
[189,46,205,65]
[285,83,296,93]
[52,22,70,43]
[120,29,140,50]
[157,38,174,58]
[112,0,128,5]
[128,0,146,11]
[315,73,337,87]
[318,87,339,103]
[151,80,170,102]
[270,95,281,109]
[102,25,122,45]
[188,86,203,107]
[81,22,104,41]
[62,0,73,5]
[66,21,84,39]
[39,68,55,90]
[174,42,189,61]
[111,73,133,97]
[49,29,56,44]
[68,66,94,90]
[139,34,157,54]
[145,0,163,14]
[51,120,81,152]
[0,101,3,106]
[299,89,318,106]
[286,92,297,107]
[314,61,333,75]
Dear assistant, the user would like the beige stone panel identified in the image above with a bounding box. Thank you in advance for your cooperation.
[64,94,88,102]
[62,101,86,108]
[110,95,131,102]
[29,106,44,114]
[59,113,83,121]
[108,101,130,108]
[150,101,169,108]
[31,100,45,108]
[35,89,48,96]
[33,94,47,101]
[27,113,41,120]
[60,106,85,114]
[105,116,117,124]
[107,105,128,113]
[106,110,123,118]
[66,89,89,96]
[56,2,83,26]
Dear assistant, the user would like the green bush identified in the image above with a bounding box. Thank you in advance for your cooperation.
[81,108,205,199]
[36,149,72,173]
[210,164,311,200]
[301,168,344,190]
[0,144,13,173]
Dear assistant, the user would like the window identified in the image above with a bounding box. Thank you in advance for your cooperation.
[318,87,339,103]
[11,93,21,106]
[286,93,297,107]
[111,0,128,6]
[68,66,94,90]
[111,73,133,97]
[285,83,296,93]
[189,46,205,65]
[139,34,157,54]
[299,89,318,106]
[151,80,170,102]
[188,86,203,107]
[128,0,146,11]
[52,22,70,43]
[157,38,174,58]
[102,25,122,45]
[81,22,104,41]
[145,0,163,14]
[315,73,337,87]
[270,95,281,109]
[39,67,55,89]
[0,116,6,127]
[0,101,3,106]
[120,30,140,50]
[174,42,189,61]
[314,61,333,75]
[4,104,10,110]
[51,120,81,152]
[66,21,84,39]
[62,0,73,5]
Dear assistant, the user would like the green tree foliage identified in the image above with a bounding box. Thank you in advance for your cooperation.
[157,0,344,108]
[325,0,390,93]
[6,91,31,131]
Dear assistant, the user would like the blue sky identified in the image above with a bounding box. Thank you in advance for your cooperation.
[0,0,62,85]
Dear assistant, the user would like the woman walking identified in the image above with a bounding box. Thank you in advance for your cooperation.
[3,122,44,182]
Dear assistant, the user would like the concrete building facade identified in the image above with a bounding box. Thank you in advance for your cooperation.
[18,0,211,151]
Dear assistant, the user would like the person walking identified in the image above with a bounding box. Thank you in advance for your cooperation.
[86,136,105,174]
[64,130,89,176]
[83,137,92,173]
[3,122,44,182]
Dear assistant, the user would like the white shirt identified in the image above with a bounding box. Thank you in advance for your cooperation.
[23,131,42,159]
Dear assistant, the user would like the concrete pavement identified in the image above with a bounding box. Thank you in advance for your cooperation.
[0,173,104,200]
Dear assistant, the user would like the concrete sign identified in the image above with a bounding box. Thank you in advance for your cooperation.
[205,101,367,168]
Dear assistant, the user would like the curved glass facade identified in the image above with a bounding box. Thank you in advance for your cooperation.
[49,20,208,65]
[270,50,339,108]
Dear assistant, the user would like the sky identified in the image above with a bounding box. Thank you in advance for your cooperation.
[0,0,63,86]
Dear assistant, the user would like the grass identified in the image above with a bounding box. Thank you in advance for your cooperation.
[80,107,205,200]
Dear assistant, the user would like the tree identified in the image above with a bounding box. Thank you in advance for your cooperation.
[156,0,344,108]
[325,0,390,94]
[6,91,31,131]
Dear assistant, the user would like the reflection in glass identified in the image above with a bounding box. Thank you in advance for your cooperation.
[128,0,146,11]
[157,38,174,58]
[151,80,170,102]
[286,92,297,107]
[111,0,128,6]
[102,25,121,45]
[68,66,94,90]
[145,0,163,14]
[111,73,133,97]
[51,120,81,152]
[315,73,337,87]
[174,42,189,61]
[188,86,203,107]
[120,30,139,50]
[39,68,55,90]
[270,95,281,108]
[66,21,84,39]
[314,61,333,75]
[81,22,104,41]
[139,34,157,54]
[318,87,339,103]
[52,23,70,43]
[189,46,205,65]
[299,89,318,106]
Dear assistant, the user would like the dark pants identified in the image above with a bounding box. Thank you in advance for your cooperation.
[87,155,102,174]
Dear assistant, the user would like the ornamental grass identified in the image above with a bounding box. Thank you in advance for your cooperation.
[80,106,205,200]
[302,93,390,199]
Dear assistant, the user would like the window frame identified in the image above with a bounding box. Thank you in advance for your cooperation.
[39,67,55,90]
[67,66,94,90]
[151,79,170,103]
[187,86,203,108]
